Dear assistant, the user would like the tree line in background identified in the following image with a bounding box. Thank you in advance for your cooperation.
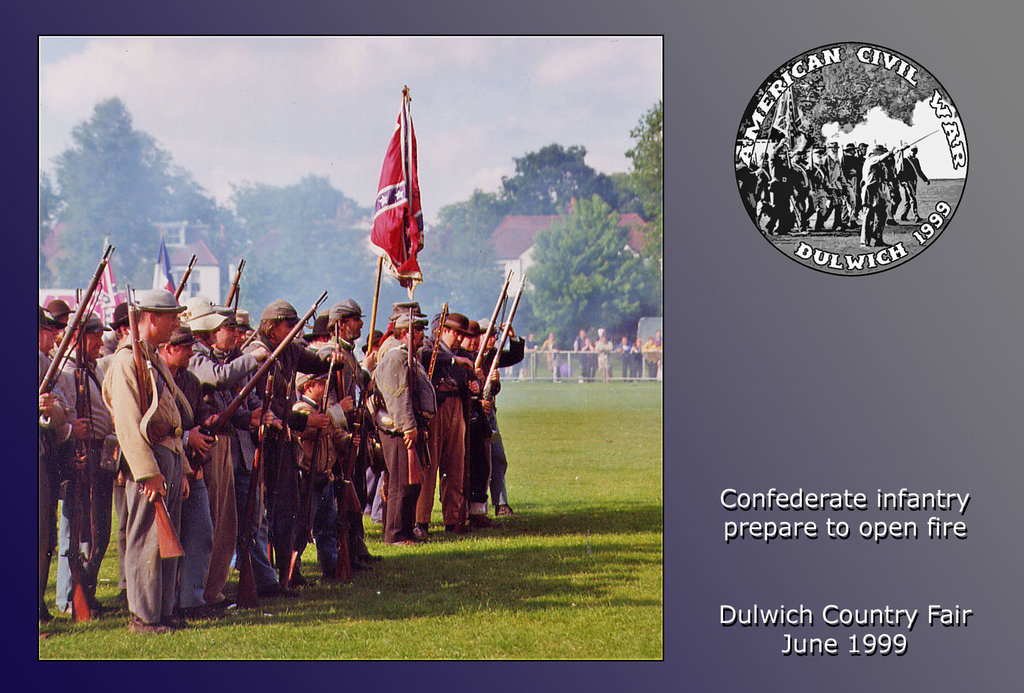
[39,97,662,342]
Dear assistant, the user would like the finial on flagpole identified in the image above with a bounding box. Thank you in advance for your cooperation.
[402,85,410,101]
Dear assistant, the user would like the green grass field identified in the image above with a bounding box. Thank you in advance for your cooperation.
[39,382,663,659]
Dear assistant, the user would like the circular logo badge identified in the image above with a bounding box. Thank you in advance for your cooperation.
[734,43,967,275]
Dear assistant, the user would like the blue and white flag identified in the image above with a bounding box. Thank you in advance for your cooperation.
[156,236,175,291]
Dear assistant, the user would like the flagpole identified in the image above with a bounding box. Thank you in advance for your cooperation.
[367,256,384,356]
[400,86,415,299]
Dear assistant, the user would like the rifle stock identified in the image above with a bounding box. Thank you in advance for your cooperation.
[67,309,93,622]
[154,498,184,558]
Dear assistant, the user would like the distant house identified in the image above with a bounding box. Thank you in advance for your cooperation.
[152,221,222,303]
[490,211,647,283]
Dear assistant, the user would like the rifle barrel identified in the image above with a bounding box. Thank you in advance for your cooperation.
[427,302,448,381]
[224,258,245,307]
[40,245,115,395]
[208,290,329,432]
[174,255,198,300]
[475,270,513,371]
[483,281,525,400]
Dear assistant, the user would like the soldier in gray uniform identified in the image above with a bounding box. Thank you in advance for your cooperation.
[371,309,436,544]
[55,314,117,615]
[101,290,189,634]
[896,145,931,222]
[39,305,74,623]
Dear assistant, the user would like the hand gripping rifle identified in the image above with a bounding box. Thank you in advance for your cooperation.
[67,295,94,622]
[40,245,115,396]
[427,303,448,382]
[174,254,198,301]
[235,369,276,609]
[475,270,513,372]
[224,258,245,311]
[126,288,185,559]
[201,291,329,436]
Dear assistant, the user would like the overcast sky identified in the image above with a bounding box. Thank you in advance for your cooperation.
[39,36,662,225]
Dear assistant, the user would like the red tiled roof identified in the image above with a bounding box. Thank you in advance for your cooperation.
[169,237,219,265]
[490,212,647,259]
[490,215,560,259]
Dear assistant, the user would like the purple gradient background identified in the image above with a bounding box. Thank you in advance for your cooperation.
[14,0,1024,688]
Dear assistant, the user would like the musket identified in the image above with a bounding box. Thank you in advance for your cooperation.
[40,245,115,395]
[475,269,513,371]
[482,281,525,401]
[202,291,329,434]
[427,303,448,382]
[896,129,940,153]
[332,353,354,581]
[174,254,198,300]
[224,259,245,309]
[235,370,276,609]
[126,288,185,559]
[66,292,93,623]
[285,356,334,587]
[404,307,426,485]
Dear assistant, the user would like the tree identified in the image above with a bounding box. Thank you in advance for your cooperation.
[501,144,619,215]
[415,190,509,320]
[739,44,940,144]
[39,172,62,286]
[230,175,376,314]
[51,98,219,288]
[626,101,663,264]
[527,195,661,343]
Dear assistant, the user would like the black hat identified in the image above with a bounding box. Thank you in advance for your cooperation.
[46,299,72,328]
[110,302,129,330]
[39,305,61,330]
[305,314,330,340]
[168,325,196,346]
[441,312,473,335]
[362,330,384,354]
[80,314,109,334]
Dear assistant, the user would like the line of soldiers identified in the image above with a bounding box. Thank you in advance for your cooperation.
[737,139,930,248]
[39,290,523,634]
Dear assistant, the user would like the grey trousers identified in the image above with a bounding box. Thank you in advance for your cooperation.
[124,445,183,625]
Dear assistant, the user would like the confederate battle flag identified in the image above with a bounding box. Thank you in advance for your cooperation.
[371,86,424,293]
